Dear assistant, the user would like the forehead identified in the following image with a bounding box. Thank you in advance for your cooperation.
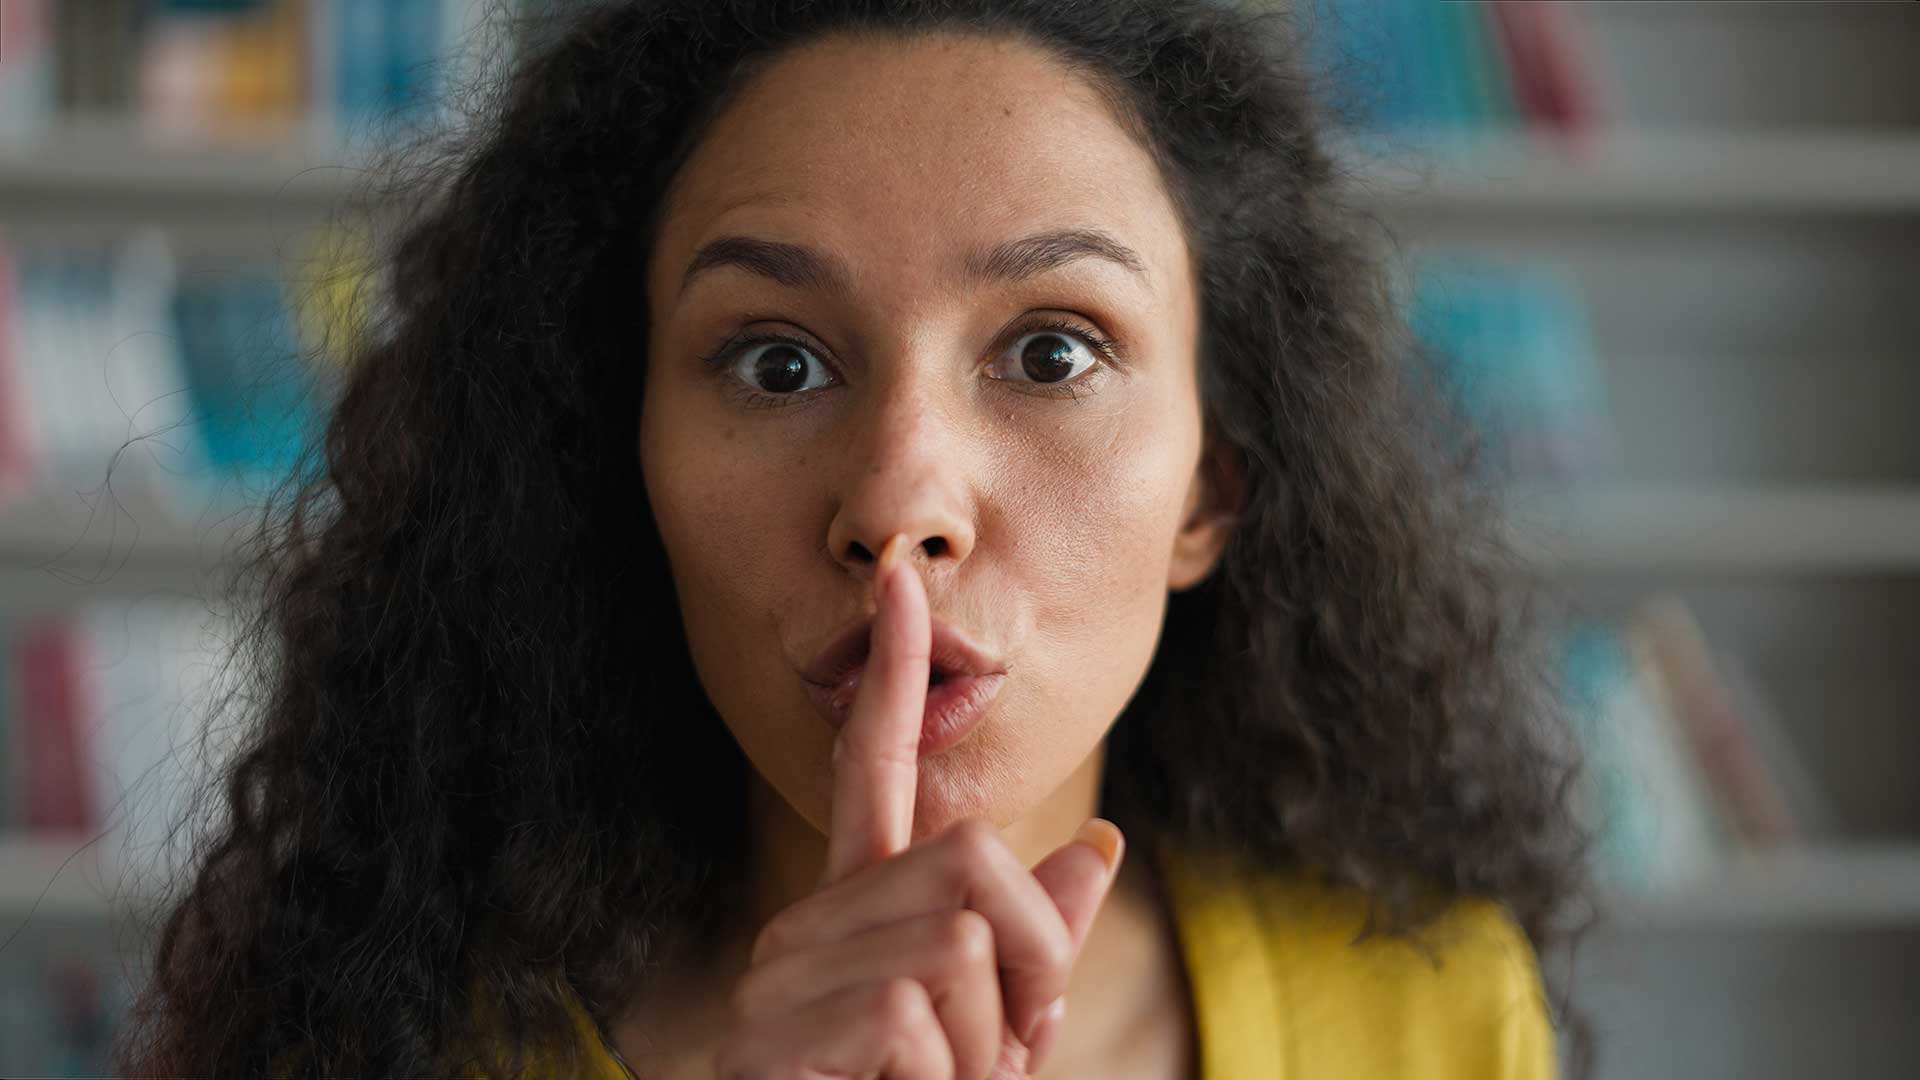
[647,29,1189,310]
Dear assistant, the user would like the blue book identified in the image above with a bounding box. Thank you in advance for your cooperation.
[171,273,319,492]
[1410,0,1471,129]
[386,0,447,120]
[1405,254,1613,483]
[1300,0,1395,132]
[332,0,390,135]
[1450,0,1520,128]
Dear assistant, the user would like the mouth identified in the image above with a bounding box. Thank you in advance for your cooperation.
[800,613,1008,691]
[799,614,1010,753]
[800,662,1008,754]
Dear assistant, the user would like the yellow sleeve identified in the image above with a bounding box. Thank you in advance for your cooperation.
[1252,874,1560,1080]
[1452,898,1559,1080]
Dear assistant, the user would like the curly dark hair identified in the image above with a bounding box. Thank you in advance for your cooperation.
[111,0,1599,1076]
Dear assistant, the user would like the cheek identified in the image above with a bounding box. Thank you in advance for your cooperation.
[640,402,792,709]
[1006,412,1191,607]
[993,408,1194,734]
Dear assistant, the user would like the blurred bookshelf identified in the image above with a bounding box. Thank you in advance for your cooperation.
[0,833,131,922]
[1506,485,1920,576]
[1,0,1917,1076]
[16,124,1920,222]
[1341,129,1920,217]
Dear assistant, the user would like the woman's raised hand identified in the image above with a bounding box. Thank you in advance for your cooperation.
[711,533,1126,1080]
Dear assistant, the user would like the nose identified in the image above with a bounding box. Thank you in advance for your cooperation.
[825,382,976,588]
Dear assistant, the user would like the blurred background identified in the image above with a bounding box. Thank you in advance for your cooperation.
[0,1,1915,1076]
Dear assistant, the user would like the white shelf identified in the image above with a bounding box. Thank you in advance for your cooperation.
[1505,484,1920,574]
[0,832,133,920]
[1341,130,1920,216]
[9,830,1920,929]
[0,123,356,202]
[0,116,379,234]
[1603,844,1920,929]
[0,483,234,563]
[6,482,1920,604]
[6,123,1920,223]
[0,482,256,611]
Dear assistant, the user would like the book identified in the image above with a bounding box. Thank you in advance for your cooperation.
[1560,618,1727,891]
[14,615,98,832]
[1628,595,1799,847]
[0,236,42,510]
[1291,0,1608,144]
[171,264,325,500]
[0,0,55,141]
[1487,0,1609,144]
[1401,253,1615,485]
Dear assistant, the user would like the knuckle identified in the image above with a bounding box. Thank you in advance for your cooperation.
[873,976,933,1030]
[750,910,796,964]
[943,818,1001,875]
[726,971,763,1018]
[937,908,995,968]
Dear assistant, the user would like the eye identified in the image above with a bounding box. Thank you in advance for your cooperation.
[989,318,1121,397]
[709,334,837,407]
[700,316,1122,411]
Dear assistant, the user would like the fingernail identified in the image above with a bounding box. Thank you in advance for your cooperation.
[1072,819,1124,883]
[1025,994,1067,1073]
[877,533,906,599]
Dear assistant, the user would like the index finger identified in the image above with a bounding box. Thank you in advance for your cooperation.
[821,532,930,887]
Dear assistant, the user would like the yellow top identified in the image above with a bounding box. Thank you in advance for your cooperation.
[1152,840,1559,1080]
[544,837,1559,1079]
[288,838,1559,1077]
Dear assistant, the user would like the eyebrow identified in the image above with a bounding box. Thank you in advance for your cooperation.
[678,227,1150,299]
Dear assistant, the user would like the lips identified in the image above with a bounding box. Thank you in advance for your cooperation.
[798,612,1010,753]
[800,613,1007,690]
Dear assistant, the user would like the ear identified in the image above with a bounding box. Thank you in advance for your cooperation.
[1167,432,1244,593]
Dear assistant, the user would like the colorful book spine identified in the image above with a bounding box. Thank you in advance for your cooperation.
[1402,253,1615,484]
[0,0,55,140]
[1560,619,1726,890]
[0,237,43,509]
[1297,0,1607,142]
[1556,593,1825,890]
[14,615,97,832]
[1630,596,1800,846]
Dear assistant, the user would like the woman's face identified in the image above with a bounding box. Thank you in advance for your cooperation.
[640,31,1235,842]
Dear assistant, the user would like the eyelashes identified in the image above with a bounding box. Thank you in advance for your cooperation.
[697,316,1126,411]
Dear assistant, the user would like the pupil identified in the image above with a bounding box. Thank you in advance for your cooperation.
[1020,336,1075,383]
[754,346,807,393]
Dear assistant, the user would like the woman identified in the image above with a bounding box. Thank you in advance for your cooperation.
[116,1,1595,1077]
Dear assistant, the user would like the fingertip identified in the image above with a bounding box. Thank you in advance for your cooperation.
[1071,818,1124,886]
[877,532,907,593]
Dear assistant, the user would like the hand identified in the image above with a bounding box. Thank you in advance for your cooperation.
[710,532,1126,1080]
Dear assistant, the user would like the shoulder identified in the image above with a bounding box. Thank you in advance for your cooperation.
[1159,843,1559,1080]
[439,986,635,1080]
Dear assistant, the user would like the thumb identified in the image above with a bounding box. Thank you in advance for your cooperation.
[1016,819,1122,1073]
[1029,818,1126,958]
